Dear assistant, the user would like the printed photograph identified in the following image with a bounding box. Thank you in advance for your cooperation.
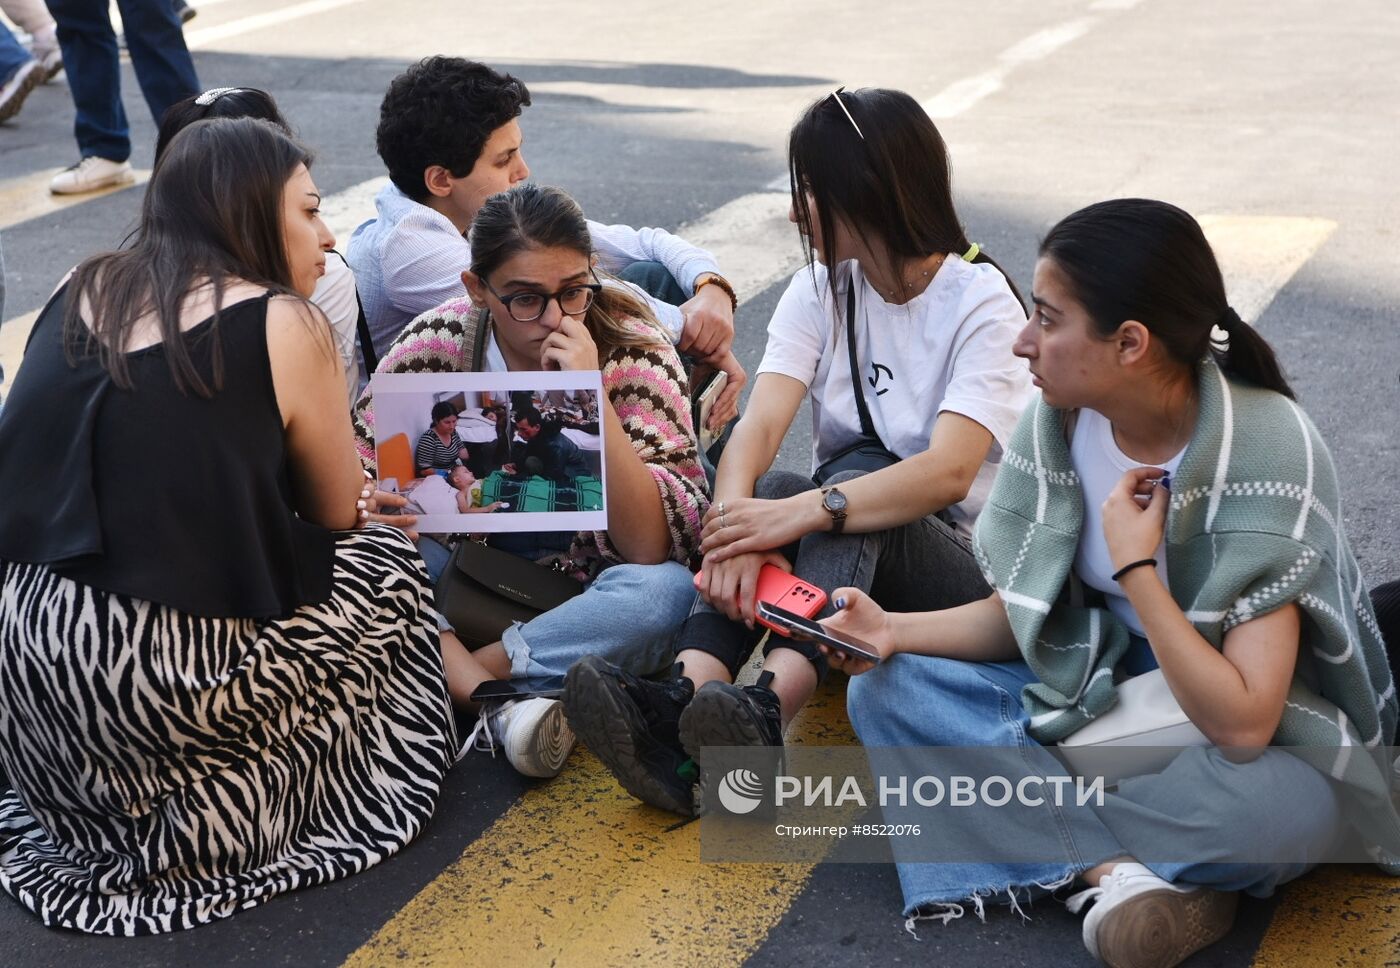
[370,371,606,533]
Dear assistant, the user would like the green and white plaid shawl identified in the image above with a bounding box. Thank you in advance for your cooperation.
[973,358,1400,868]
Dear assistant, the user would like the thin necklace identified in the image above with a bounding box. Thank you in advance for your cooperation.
[875,253,946,301]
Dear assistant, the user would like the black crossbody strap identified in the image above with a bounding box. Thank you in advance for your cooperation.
[335,249,379,376]
[845,280,880,440]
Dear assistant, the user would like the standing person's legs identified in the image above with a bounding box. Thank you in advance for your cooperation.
[0,23,40,122]
[0,0,58,35]
[0,21,33,79]
[112,0,198,133]
[0,0,60,76]
[46,0,130,163]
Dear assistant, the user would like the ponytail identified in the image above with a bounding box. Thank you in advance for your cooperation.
[1212,306,1295,400]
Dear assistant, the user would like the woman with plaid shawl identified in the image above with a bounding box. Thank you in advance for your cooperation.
[820,199,1397,968]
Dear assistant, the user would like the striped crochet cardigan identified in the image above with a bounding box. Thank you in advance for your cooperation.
[352,298,709,573]
[973,358,1400,868]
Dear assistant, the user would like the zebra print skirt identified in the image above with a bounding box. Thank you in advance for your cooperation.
[0,526,456,935]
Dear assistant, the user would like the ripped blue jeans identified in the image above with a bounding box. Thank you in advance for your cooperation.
[846,654,1343,921]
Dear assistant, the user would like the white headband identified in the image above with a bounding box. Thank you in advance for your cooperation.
[194,87,245,106]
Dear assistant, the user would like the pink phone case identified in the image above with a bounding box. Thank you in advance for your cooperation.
[693,564,827,634]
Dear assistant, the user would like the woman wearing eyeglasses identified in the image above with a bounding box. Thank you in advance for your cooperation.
[563,87,1032,817]
[353,183,708,779]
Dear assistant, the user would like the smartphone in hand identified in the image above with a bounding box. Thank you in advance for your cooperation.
[694,563,827,633]
[755,602,882,664]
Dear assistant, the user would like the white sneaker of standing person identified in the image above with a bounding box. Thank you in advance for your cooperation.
[466,696,575,778]
[50,156,136,195]
[0,59,42,123]
[1065,862,1238,968]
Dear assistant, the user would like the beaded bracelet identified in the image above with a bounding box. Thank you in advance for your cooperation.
[1111,558,1158,582]
[693,273,738,312]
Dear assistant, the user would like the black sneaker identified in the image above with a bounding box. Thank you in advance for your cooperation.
[678,671,785,755]
[563,655,697,815]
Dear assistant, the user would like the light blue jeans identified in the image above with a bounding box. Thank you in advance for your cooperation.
[847,654,1344,917]
[0,24,31,82]
[501,560,697,680]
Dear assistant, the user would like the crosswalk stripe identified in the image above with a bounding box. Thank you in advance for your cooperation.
[341,680,857,967]
[182,0,371,50]
[0,168,151,235]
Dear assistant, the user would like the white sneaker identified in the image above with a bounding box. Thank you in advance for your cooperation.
[471,697,576,778]
[50,157,136,196]
[0,59,42,123]
[1066,862,1238,968]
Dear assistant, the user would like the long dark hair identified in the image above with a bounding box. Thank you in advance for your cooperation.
[788,87,1023,314]
[63,117,314,396]
[469,183,666,356]
[1039,199,1294,399]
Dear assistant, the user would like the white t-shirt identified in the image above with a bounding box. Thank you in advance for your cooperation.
[1070,407,1186,637]
[310,251,364,408]
[757,256,1031,534]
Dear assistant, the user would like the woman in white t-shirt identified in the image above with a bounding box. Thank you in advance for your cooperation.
[563,87,1031,816]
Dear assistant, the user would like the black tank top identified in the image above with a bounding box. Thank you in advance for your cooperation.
[0,285,333,618]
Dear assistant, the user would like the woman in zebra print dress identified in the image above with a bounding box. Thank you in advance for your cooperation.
[0,118,455,935]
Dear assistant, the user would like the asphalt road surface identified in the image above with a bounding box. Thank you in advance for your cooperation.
[1,1,1397,965]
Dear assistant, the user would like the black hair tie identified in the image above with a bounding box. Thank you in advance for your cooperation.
[1111,558,1158,582]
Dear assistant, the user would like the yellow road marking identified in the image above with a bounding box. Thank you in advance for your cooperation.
[1252,865,1400,966]
[0,168,151,235]
[342,677,857,968]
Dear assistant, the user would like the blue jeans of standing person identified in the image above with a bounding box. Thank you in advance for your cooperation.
[0,23,31,82]
[846,655,1345,920]
[47,0,199,162]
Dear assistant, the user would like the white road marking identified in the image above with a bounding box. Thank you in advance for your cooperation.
[0,169,152,235]
[322,176,389,249]
[921,0,1149,120]
[671,192,802,302]
[182,0,370,50]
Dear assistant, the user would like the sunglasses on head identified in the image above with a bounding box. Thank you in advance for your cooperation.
[826,86,865,140]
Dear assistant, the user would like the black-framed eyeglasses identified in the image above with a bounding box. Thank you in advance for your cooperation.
[826,86,865,140]
[482,274,603,322]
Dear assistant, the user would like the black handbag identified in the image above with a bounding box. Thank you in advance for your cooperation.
[433,540,584,650]
[812,283,902,485]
